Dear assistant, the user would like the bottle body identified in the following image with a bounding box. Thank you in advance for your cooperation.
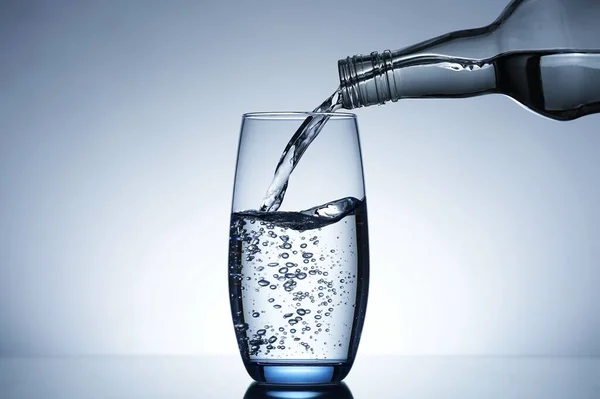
[338,0,600,120]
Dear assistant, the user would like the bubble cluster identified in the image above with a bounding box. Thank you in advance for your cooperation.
[229,206,362,360]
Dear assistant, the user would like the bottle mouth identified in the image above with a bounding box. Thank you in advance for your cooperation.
[338,57,359,109]
[243,112,356,120]
[338,51,396,109]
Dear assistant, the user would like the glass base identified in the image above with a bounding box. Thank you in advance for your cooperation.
[244,361,352,385]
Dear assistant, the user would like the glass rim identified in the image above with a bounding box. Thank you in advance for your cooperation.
[243,111,356,120]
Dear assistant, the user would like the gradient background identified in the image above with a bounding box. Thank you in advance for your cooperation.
[1,0,599,357]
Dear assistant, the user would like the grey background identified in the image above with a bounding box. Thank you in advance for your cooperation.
[1,0,599,356]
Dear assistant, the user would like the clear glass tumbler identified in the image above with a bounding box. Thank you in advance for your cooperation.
[228,112,369,384]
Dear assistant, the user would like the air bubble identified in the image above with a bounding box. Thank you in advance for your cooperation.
[252,312,260,318]
[302,252,313,259]
[258,279,270,287]
[257,329,266,336]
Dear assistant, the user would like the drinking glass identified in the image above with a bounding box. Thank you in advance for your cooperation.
[228,112,369,384]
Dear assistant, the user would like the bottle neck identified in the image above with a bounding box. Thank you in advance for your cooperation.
[337,0,514,109]
[338,49,498,110]
[338,51,395,109]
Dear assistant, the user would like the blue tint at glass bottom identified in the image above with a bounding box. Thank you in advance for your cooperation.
[263,366,334,384]
[243,362,353,385]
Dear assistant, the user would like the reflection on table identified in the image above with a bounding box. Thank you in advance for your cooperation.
[243,381,353,399]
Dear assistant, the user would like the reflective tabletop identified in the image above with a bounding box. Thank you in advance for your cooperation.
[1,355,599,398]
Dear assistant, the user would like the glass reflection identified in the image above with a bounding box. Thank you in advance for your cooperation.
[243,381,353,399]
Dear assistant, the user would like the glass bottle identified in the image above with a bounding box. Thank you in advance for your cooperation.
[337,0,600,121]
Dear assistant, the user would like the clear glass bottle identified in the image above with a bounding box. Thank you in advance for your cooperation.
[338,0,600,121]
